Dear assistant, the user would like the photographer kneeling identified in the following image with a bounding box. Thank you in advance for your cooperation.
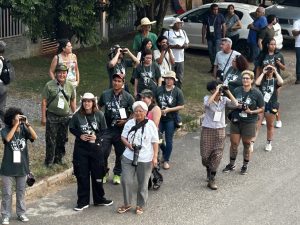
[223,70,264,175]
[119,101,159,215]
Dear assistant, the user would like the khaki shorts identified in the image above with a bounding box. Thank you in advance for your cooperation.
[230,121,256,137]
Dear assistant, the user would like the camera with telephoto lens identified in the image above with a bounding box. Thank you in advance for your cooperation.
[19,115,27,123]
[132,144,142,167]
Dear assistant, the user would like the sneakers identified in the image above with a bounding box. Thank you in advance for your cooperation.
[265,142,272,152]
[222,164,236,173]
[2,217,9,225]
[103,172,109,184]
[113,175,121,185]
[275,120,282,128]
[18,215,29,222]
[94,199,113,206]
[73,204,89,211]
[261,118,266,125]
[240,165,248,175]
[163,162,170,170]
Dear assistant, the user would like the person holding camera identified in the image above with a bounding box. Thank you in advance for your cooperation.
[223,70,264,175]
[254,65,283,151]
[0,107,37,224]
[69,93,113,211]
[154,35,175,76]
[133,49,162,98]
[156,71,184,170]
[119,101,159,215]
[107,44,139,90]
[98,73,134,185]
[201,81,238,190]
[41,64,76,167]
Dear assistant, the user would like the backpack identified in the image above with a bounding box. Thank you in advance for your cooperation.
[0,56,15,85]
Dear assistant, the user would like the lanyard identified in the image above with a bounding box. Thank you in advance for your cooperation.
[113,94,122,109]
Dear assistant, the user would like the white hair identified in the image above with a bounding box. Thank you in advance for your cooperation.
[132,101,148,112]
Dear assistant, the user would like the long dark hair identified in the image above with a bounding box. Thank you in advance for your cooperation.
[236,55,249,72]
[141,48,152,64]
[57,39,70,54]
[79,100,99,115]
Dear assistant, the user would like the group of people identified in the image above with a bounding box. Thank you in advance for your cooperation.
[1,2,300,223]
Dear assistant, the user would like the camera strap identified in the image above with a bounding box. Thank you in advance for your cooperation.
[85,115,99,134]
[127,119,148,146]
[46,82,70,108]
[222,50,234,74]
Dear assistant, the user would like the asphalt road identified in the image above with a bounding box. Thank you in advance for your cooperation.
[8,84,300,225]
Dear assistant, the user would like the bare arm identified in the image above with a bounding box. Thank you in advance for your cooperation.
[152,106,162,128]
[70,98,76,113]
[258,38,263,50]
[125,48,140,66]
[152,142,159,167]
[74,54,80,85]
[232,20,242,31]
[4,117,19,142]
[157,77,162,87]
[121,136,133,150]
[222,23,226,38]
[108,48,121,68]
[49,55,58,80]
[162,105,184,115]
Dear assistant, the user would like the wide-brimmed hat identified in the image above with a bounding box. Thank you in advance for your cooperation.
[55,64,68,72]
[169,17,184,27]
[113,73,125,80]
[138,17,156,30]
[163,71,178,81]
[81,92,96,100]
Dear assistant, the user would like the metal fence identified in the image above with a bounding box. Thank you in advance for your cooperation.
[108,4,137,37]
[0,8,24,39]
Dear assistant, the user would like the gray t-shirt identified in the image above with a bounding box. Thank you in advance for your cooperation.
[223,66,243,93]
[225,14,239,37]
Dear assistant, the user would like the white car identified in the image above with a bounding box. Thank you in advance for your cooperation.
[163,2,283,58]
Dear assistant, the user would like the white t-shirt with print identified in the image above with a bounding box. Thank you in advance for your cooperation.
[121,118,159,163]
[163,29,189,63]
[214,50,240,75]
[293,19,300,47]
[153,49,174,75]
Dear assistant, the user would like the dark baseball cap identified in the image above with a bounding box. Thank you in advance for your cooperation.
[112,73,125,80]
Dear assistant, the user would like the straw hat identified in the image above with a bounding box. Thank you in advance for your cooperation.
[138,17,156,30]
[163,71,178,81]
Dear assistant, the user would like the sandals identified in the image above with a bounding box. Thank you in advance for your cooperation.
[117,205,132,214]
[136,206,143,215]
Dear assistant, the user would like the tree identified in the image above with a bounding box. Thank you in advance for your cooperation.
[0,0,103,43]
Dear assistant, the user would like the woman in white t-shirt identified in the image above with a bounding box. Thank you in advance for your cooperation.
[119,101,159,215]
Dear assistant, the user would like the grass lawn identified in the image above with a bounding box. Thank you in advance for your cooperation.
[6,37,213,179]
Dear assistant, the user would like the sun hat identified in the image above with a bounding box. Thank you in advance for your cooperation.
[55,64,68,72]
[138,17,156,30]
[163,71,178,81]
[132,101,148,112]
[169,17,184,27]
[81,92,96,100]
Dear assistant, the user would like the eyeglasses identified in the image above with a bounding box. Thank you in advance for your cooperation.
[242,77,251,80]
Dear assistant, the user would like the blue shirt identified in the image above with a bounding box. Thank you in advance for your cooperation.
[247,16,267,44]
[204,13,225,40]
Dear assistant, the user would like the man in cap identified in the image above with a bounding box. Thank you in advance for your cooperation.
[133,17,158,52]
[213,37,240,80]
[98,73,134,184]
[107,44,139,90]
[0,41,8,123]
[41,63,76,167]
[163,17,189,89]
[202,3,226,73]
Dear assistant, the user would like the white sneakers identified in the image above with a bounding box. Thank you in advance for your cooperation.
[261,118,266,125]
[265,142,272,152]
[275,120,282,128]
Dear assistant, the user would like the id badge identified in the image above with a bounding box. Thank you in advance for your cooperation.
[13,151,21,163]
[213,111,222,122]
[57,97,65,109]
[119,108,127,119]
[209,26,215,33]
[239,112,247,118]
[264,92,271,103]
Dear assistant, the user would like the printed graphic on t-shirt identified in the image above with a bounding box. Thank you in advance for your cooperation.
[11,138,26,151]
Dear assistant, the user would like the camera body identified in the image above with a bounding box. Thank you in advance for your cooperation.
[19,115,27,123]
[241,102,248,111]
[132,145,142,167]
[219,85,228,94]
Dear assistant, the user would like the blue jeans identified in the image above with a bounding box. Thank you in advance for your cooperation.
[248,42,260,63]
[296,47,300,80]
[159,120,176,162]
[207,39,222,66]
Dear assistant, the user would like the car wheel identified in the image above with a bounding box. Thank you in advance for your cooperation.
[235,39,251,61]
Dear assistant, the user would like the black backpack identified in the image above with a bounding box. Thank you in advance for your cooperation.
[0,56,15,85]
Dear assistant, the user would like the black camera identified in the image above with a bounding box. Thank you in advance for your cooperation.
[266,66,273,73]
[19,115,27,123]
[219,85,228,93]
[241,102,248,111]
[132,145,142,167]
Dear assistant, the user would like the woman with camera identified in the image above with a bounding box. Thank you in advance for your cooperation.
[201,81,238,190]
[254,65,283,151]
[222,70,264,175]
[119,101,159,215]
[0,107,37,224]
[69,93,113,211]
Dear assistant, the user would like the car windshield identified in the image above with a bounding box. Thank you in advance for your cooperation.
[277,0,300,7]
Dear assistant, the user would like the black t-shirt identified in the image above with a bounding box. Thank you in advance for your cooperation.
[134,63,161,94]
[99,89,134,128]
[257,78,280,104]
[233,86,264,123]
[107,59,133,83]
[156,85,184,122]
[224,66,243,93]
[257,52,285,74]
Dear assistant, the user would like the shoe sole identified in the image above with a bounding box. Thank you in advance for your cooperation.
[73,205,89,211]
[222,167,236,173]
[95,201,113,206]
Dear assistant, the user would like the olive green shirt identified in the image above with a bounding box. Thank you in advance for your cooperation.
[42,80,75,116]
